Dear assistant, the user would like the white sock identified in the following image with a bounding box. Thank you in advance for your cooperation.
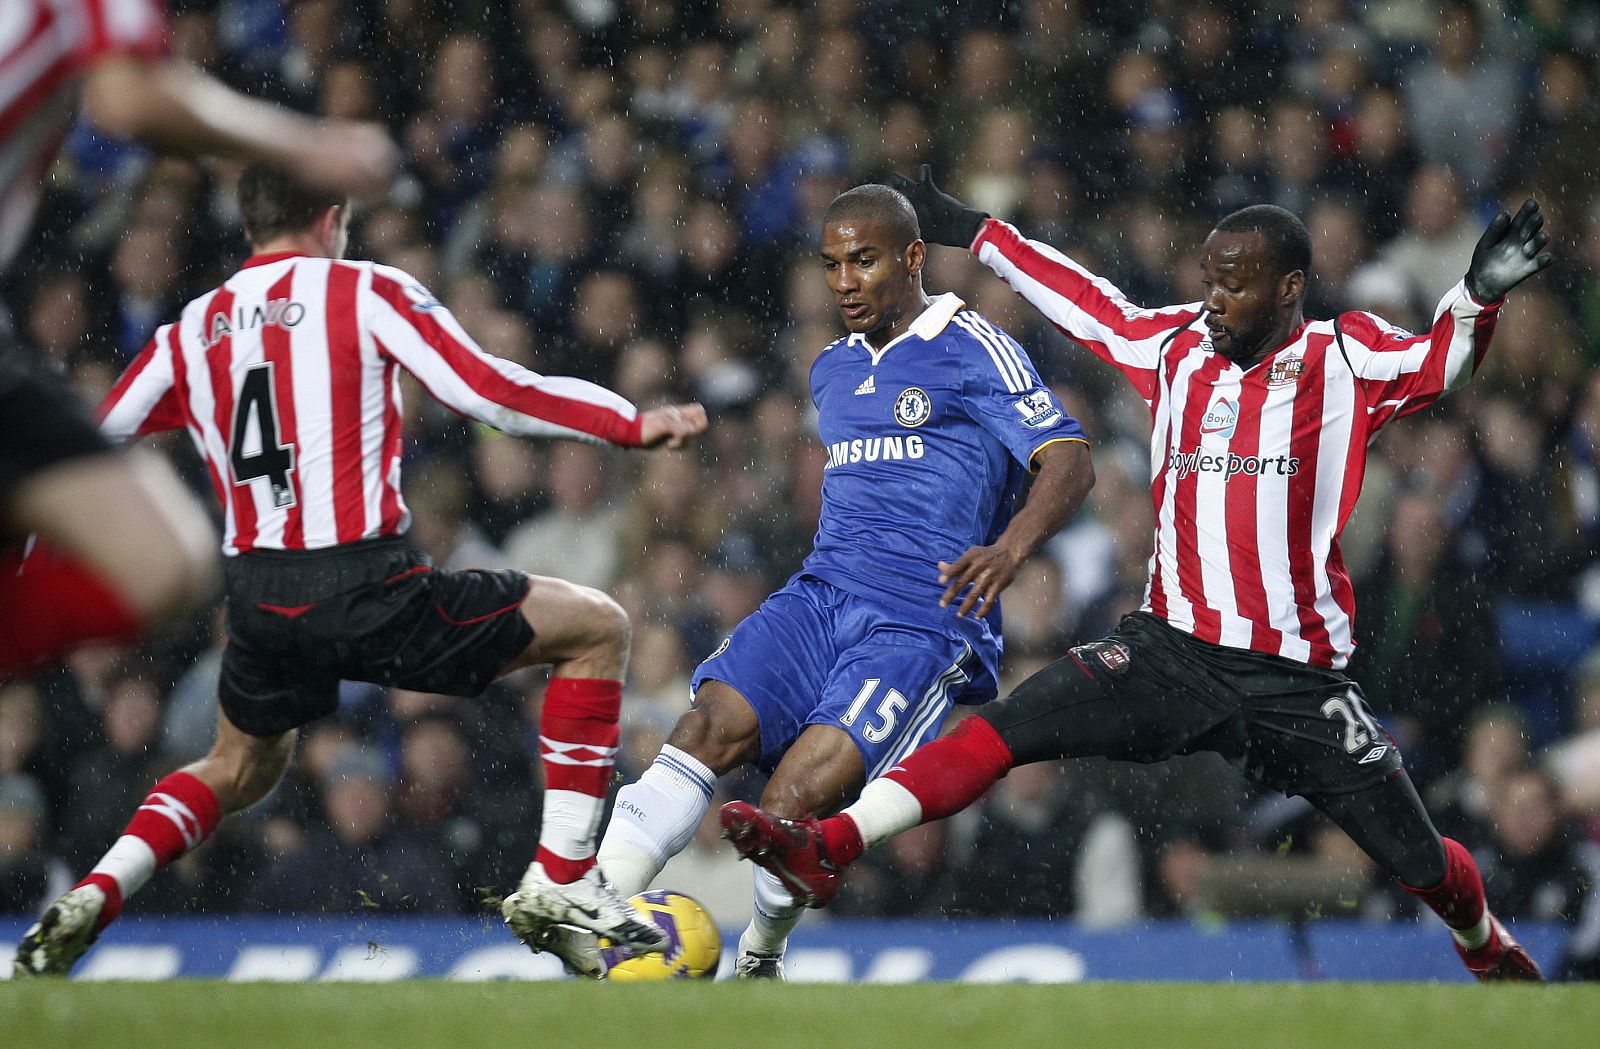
[1449,911,1493,951]
[595,745,715,896]
[840,777,923,848]
[88,836,159,898]
[742,868,803,955]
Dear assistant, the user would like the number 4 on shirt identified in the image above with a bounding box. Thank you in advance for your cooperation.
[230,362,297,508]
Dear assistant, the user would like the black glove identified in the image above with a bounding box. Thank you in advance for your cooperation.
[1465,197,1553,303]
[887,165,989,249]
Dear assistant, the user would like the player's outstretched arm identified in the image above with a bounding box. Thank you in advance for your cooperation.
[938,439,1094,618]
[636,403,709,450]
[80,56,399,199]
[1465,198,1553,304]
[888,165,989,249]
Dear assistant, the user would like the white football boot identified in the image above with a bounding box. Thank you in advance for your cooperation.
[501,862,667,955]
[13,884,107,978]
[511,922,606,979]
[732,928,786,981]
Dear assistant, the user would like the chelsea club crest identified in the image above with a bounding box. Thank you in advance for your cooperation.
[894,387,932,428]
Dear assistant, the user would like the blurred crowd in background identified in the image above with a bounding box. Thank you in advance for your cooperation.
[3,0,1600,978]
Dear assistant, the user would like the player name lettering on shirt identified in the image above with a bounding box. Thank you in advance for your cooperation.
[205,298,306,349]
[824,434,926,469]
[1168,448,1300,480]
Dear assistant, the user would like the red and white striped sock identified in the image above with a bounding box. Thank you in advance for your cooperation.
[76,770,221,932]
[535,677,621,884]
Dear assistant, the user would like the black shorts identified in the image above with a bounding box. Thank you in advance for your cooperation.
[220,537,534,736]
[0,340,113,511]
[986,611,1404,797]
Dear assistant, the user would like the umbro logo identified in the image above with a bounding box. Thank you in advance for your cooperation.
[854,375,876,396]
[1358,745,1390,764]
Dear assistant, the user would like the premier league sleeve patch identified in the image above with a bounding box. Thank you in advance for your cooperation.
[1013,389,1064,429]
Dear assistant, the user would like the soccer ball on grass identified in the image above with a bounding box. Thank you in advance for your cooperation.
[601,890,722,981]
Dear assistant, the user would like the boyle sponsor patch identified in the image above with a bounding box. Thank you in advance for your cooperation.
[1013,389,1063,429]
[1200,397,1238,439]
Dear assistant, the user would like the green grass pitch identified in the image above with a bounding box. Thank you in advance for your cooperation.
[2,982,1595,1049]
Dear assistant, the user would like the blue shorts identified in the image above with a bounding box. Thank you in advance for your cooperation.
[690,575,1000,777]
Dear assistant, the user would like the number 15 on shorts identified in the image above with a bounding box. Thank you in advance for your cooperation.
[841,678,907,744]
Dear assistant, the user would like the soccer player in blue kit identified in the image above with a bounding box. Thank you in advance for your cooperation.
[512,184,1094,979]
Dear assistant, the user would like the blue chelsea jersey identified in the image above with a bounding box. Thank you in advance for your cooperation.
[800,292,1087,634]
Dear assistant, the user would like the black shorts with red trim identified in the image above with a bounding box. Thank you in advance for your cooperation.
[0,339,113,514]
[219,537,533,736]
[985,611,1405,797]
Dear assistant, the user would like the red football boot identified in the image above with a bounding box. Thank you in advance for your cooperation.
[1456,915,1544,981]
[719,801,844,908]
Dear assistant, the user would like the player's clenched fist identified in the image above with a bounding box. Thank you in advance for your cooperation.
[637,403,708,449]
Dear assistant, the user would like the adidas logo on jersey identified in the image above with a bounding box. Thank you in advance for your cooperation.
[855,375,876,396]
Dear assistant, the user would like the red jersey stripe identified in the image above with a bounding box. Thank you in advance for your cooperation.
[326,263,365,544]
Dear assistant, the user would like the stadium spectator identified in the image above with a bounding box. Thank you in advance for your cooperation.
[1399,0,1521,195]
[1354,491,1503,779]
[252,748,458,914]
[1474,767,1600,978]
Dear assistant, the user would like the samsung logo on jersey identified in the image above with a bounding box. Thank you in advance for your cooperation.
[205,299,306,349]
[1169,448,1300,480]
[824,434,926,469]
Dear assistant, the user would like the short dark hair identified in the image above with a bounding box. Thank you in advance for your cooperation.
[823,184,920,247]
[237,164,346,244]
[1212,204,1312,279]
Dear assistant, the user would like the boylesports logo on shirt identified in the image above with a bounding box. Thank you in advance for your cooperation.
[1169,448,1301,480]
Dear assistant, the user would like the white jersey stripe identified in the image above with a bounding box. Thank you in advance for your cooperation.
[966,312,1033,391]
[953,313,1025,393]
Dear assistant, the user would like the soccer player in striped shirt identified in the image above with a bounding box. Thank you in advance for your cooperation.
[0,0,398,677]
[721,168,1554,981]
[13,165,705,977]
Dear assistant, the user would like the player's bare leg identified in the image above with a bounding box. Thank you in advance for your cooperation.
[723,712,1016,907]
[500,576,668,956]
[15,712,293,977]
[726,724,866,980]
[1,448,218,675]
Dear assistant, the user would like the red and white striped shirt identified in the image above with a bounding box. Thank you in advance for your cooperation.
[0,0,167,276]
[99,253,643,555]
[974,219,1501,669]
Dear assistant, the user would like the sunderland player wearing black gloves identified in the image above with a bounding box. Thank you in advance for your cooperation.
[722,168,1553,982]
